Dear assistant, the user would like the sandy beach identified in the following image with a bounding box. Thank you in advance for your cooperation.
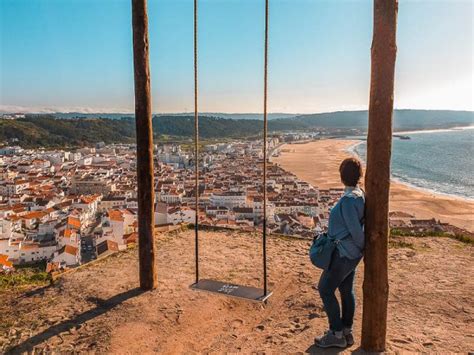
[272,139,474,232]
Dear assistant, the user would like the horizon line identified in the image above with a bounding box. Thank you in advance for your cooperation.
[1,107,473,116]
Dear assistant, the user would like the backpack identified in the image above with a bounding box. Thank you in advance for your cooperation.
[309,233,340,270]
[309,193,359,270]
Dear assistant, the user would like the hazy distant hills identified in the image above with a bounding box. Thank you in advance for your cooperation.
[288,110,474,131]
[53,109,474,131]
[54,112,298,120]
[1,110,472,147]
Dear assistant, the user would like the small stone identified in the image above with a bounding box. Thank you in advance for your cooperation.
[308,313,320,319]
[256,324,265,331]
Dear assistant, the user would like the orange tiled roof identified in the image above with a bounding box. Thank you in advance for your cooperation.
[0,254,13,268]
[63,229,75,238]
[80,195,98,204]
[64,245,78,256]
[67,216,81,229]
[22,211,47,220]
[46,262,60,273]
[108,209,124,222]
[123,232,138,244]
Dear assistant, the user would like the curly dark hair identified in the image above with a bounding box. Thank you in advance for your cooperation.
[339,157,363,187]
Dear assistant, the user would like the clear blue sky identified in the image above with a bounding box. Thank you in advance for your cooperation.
[0,0,472,114]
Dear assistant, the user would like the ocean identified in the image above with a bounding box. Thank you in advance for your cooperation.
[353,127,474,199]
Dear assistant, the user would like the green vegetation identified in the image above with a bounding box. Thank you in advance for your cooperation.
[388,237,415,249]
[1,110,472,148]
[0,115,266,148]
[390,228,473,245]
[450,234,474,244]
[0,263,51,290]
[155,115,264,138]
[0,115,136,148]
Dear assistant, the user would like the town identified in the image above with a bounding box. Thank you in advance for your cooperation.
[0,137,469,272]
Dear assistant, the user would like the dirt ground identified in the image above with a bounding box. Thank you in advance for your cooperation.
[272,140,474,232]
[2,230,473,354]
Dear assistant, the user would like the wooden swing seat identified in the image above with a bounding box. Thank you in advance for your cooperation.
[191,279,272,302]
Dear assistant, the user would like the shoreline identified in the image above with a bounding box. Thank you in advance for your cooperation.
[345,140,474,203]
[394,125,474,135]
[272,139,474,232]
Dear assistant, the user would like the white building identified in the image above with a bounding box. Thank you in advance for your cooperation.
[167,206,196,225]
[100,209,136,250]
[16,242,57,264]
[98,197,127,212]
[209,191,247,209]
[52,245,80,266]
[3,180,29,197]
[0,146,23,156]
[159,190,183,204]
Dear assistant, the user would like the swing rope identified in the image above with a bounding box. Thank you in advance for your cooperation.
[193,0,269,297]
[194,0,199,285]
[262,0,269,296]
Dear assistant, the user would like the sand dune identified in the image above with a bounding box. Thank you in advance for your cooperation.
[272,140,474,231]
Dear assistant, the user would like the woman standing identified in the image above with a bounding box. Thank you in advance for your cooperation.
[315,157,365,348]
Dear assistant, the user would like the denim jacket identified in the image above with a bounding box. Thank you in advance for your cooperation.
[327,186,365,259]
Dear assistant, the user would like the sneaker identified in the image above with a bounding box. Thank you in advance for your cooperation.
[314,329,331,343]
[343,328,354,346]
[315,330,347,348]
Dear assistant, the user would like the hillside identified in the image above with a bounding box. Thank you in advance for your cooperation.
[285,109,474,131]
[1,230,472,353]
[0,115,264,147]
[0,115,136,148]
[1,110,472,147]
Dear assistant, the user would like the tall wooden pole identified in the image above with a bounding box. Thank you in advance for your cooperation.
[132,0,157,290]
[361,0,398,351]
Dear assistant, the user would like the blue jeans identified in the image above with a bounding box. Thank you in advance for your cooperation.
[318,249,361,332]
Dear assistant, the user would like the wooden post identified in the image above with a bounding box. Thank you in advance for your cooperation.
[131,0,157,290]
[361,0,398,351]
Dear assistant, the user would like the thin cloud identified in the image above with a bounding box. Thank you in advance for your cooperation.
[0,105,134,114]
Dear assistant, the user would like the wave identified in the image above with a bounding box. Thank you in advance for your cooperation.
[347,132,474,201]
[345,140,365,158]
[390,173,474,202]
